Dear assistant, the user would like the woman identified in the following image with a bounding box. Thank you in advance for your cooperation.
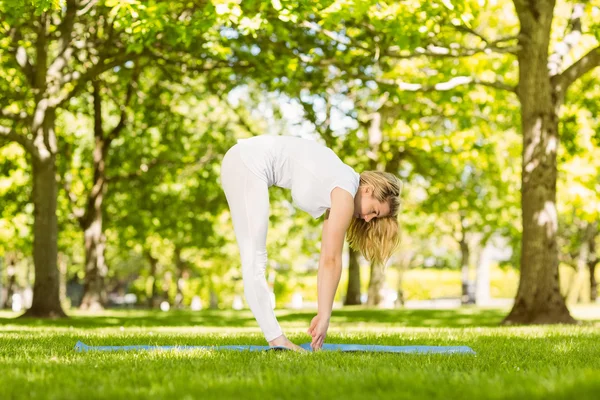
[220,135,402,351]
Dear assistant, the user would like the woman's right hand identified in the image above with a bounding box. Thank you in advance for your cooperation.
[307,313,330,350]
[268,335,306,352]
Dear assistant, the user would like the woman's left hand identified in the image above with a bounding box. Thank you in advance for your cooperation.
[307,313,330,350]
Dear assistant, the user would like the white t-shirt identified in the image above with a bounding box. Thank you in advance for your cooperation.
[236,135,360,219]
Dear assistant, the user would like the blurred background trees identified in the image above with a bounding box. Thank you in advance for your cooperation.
[1,0,599,323]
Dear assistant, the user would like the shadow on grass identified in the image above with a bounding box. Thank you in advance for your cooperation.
[280,307,509,327]
[0,307,510,329]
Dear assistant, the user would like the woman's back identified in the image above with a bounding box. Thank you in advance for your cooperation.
[235,135,359,218]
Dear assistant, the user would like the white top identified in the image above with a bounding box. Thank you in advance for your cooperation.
[236,135,360,219]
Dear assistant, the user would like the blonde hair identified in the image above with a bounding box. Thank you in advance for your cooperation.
[346,171,403,266]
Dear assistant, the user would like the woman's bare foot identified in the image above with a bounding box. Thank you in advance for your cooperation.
[268,335,307,352]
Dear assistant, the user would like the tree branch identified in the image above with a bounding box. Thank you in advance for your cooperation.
[297,96,337,148]
[77,0,98,16]
[175,147,218,179]
[106,158,163,183]
[148,48,236,74]
[1,109,29,122]
[47,0,78,82]
[8,28,35,87]
[385,42,519,59]
[0,124,37,156]
[371,75,517,93]
[53,53,138,108]
[106,63,141,143]
[452,24,518,47]
[34,13,49,92]
[548,2,585,76]
[106,155,209,183]
[554,46,600,93]
[301,20,373,53]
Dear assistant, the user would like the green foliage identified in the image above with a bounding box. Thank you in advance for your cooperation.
[1,0,599,308]
[1,0,61,14]
[0,144,31,258]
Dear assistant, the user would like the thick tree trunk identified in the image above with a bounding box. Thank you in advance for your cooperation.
[367,260,385,306]
[504,0,575,324]
[20,16,66,318]
[22,155,66,318]
[344,247,362,305]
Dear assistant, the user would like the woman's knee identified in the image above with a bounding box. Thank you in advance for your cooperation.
[241,249,268,279]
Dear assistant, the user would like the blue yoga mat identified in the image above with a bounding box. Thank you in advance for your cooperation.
[74,341,475,354]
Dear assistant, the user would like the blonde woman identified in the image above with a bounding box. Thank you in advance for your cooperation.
[220,135,402,351]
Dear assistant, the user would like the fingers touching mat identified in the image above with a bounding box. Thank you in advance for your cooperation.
[74,341,476,354]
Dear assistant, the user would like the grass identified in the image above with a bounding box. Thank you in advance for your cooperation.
[1,306,599,400]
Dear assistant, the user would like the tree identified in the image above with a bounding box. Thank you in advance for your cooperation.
[0,0,228,315]
[260,0,600,322]
[344,247,361,305]
[0,0,146,316]
[59,65,141,310]
[556,68,600,304]
[502,1,599,323]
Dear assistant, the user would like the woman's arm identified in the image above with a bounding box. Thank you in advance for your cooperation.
[308,188,354,349]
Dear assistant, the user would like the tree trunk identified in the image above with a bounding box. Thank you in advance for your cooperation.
[209,275,219,309]
[174,247,185,308]
[58,253,67,305]
[459,236,473,305]
[475,241,493,306]
[3,259,16,309]
[366,260,385,306]
[80,80,110,310]
[20,17,66,318]
[504,0,575,324]
[344,247,362,305]
[80,217,107,310]
[79,185,108,310]
[147,253,160,309]
[0,256,3,307]
[589,233,598,302]
[22,155,66,318]
[589,260,598,302]
[566,223,595,304]
[395,251,413,308]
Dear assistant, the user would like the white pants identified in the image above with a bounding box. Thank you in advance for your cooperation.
[220,144,283,342]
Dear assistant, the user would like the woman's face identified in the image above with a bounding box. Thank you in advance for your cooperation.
[354,186,390,222]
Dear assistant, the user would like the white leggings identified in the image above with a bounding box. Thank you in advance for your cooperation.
[220,144,283,342]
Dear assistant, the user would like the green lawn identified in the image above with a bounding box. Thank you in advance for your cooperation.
[1,306,599,400]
